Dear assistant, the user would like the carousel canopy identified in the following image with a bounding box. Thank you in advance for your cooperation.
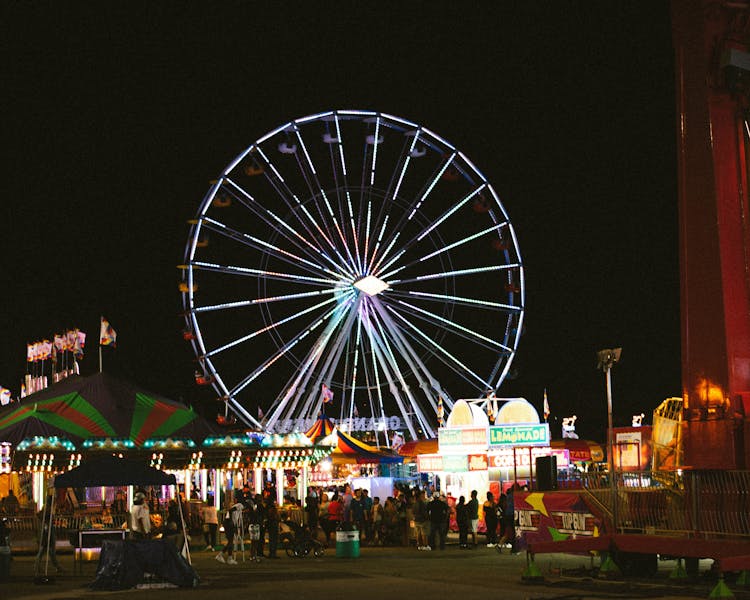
[54,455,177,487]
[304,413,335,442]
[0,372,217,448]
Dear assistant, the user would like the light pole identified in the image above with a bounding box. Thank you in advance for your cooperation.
[597,347,621,530]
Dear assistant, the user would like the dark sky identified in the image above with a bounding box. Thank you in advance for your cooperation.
[3,3,679,440]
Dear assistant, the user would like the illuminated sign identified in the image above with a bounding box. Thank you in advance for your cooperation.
[268,415,404,433]
[468,454,488,471]
[488,447,569,469]
[489,424,550,447]
[417,453,489,473]
[417,454,443,472]
[438,427,487,450]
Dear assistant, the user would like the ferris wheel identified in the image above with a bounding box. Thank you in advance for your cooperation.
[180,110,525,441]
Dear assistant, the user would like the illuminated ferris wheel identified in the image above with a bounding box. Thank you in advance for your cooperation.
[180,110,525,441]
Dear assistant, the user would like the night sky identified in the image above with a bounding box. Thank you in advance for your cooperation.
[3,3,679,441]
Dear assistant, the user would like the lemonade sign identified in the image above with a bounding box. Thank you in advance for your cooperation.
[489,423,550,447]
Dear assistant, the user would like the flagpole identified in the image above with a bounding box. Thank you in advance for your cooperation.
[99,345,102,373]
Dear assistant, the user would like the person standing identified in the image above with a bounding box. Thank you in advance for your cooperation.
[467,490,479,548]
[305,486,319,529]
[360,489,373,544]
[371,496,383,545]
[201,495,219,550]
[455,496,469,548]
[265,497,280,558]
[483,491,498,547]
[350,489,365,535]
[413,489,430,551]
[251,494,267,557]
[0,518,10,581]
[35,500,63,574]
[325,492,343,544]
[427,492,448,550]
[130,491,151,540]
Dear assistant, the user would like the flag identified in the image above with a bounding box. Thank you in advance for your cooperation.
[74,330,86,359]
[437,396,445,427]
[258,406,264,420]
[65,330,77,351]
[20,383,26,399]
[100,317,117,346]
[321,383,334,404]
[0,388,10,406]
[353,404,359,417]
[543,389,550,422]
[53,334,65,352]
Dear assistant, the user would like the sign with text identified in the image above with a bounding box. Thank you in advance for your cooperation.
[488,447,569,469]
[489,423,550,447]
[438,426,488,451]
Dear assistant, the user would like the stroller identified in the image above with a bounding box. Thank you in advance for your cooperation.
[281,520,325,558]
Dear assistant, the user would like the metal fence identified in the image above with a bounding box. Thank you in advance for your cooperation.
[581,469,750,539]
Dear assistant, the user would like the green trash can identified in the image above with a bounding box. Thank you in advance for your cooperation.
[335,529,360,558]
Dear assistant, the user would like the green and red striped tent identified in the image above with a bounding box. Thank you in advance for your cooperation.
[0,372,217,448]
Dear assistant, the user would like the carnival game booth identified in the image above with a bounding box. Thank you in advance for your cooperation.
[50,455,198,589]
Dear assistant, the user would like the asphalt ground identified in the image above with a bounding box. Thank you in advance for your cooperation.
[1,540,746,600]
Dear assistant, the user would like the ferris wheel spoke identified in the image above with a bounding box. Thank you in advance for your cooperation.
[228,300,350,398]
[372,152,456,268]
[366,132,420,274]
[391,263,520,286]
[381,221,510,280]
[376,185,487,278]
[387,307,494,390]
[203,295,343,359]
[363,314,420,439]
[224,177,348,274]
[189,260,344,286]
[192,289,338,314]
[366,305,441,433]
[198,216,346,281]
[366,308,435,438]
[386,289,522,313]
[390,298,512,353]
[264,301,356,428]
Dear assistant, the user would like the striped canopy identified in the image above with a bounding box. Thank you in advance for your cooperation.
[304,414,335,442]
[334,429,403,464]
[0,372,216,448]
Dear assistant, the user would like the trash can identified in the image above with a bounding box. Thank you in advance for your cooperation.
[335,529,360,558]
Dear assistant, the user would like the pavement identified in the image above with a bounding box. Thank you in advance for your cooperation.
[1,540,747,600]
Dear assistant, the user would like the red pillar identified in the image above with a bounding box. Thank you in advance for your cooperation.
[672,1,750,468]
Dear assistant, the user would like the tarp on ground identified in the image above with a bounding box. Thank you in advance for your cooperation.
[54,455,176,488]
[91,539,199,590]
[0,372,217,447]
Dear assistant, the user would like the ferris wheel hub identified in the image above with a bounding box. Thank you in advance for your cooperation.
[353,275,389,297]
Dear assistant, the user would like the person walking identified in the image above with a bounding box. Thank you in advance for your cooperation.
[467,490,479,548]
[201,495,218,550]
[216,501,244,565]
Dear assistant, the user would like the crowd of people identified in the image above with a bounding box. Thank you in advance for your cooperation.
[2,480,521,566]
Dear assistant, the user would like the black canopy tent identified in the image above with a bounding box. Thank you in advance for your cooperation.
[45,456,196,588]
[53,456,177,488]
